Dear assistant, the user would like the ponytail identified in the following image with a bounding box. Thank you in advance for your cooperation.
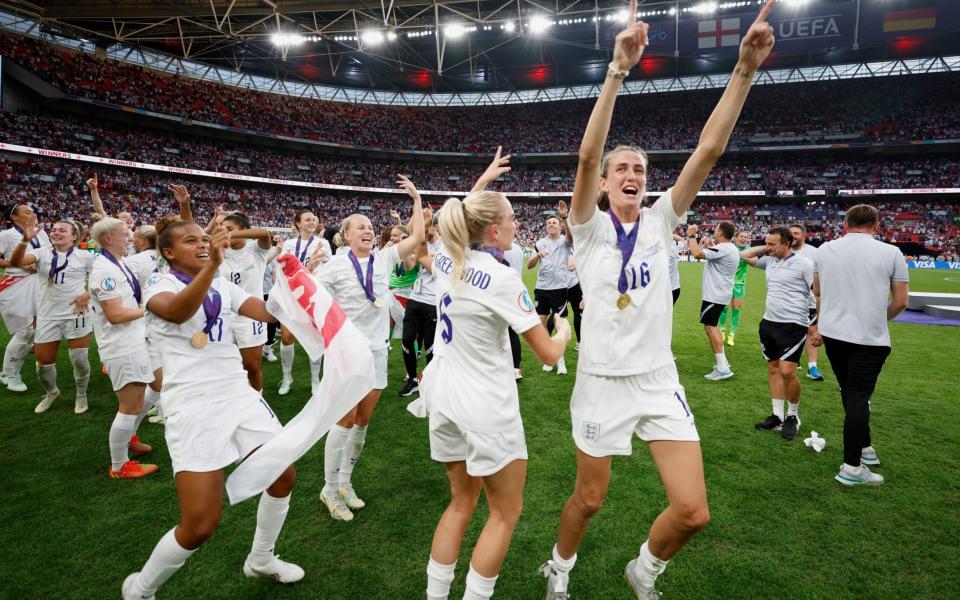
[437,191,507,291]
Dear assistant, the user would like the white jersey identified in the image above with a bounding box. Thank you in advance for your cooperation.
[756,254,814,326]
[29,246,96,320]
[125,249,161,286]
[89,254,146,361]
[567,246,580,289]
[701,241,740,304]
[282,235,331,266]
[571,189,681,376]
[427,248,540,432]
[503,243,525,279]
[0,227,50,276]
[410,238,443,305]
[534,235,571,290]
[794,243,820,309]
[314,245,400,351]
[143,274,252,412]
[223,241,272,298]
[668,240,681,291]
[815,233,909,347]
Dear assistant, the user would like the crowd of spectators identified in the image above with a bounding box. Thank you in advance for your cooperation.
[2,31,960,154]
[2,157,958,260]
[2,112,958,193]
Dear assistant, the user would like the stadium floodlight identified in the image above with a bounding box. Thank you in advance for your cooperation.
[529,16,552,34]
[445,23,467,39]
[270,32,305,47]
[691,2,719,14]
[386,31,398,41]
[361,30,385,45]
[503,21,516,32]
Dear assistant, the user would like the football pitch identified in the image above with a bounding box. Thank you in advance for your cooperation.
[1,263,958,599]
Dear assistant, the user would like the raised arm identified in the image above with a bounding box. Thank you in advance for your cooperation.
[686,224,706,260]
[87,174,107,218]
[471,146,512,193]
[739,243,768,267]
[8,225,41,267]
[394,176,425,258]
[570,0,648,226]
[671,0,777,216]
[146,226,228,324]
[169,184,194,222]
[230,227,273,250]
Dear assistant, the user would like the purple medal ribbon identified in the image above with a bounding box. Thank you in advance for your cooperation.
[170,269,223,336]
[102,249,142,305]
[49,246,74,282]
[607,211,639,295]
[347,250,377,303]
[294,235,315,264]
[14,226,40,249]
[469,244,510,267]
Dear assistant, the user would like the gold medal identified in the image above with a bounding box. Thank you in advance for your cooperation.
[374,297,385,308]
[617,293,631,310]
[191,331,209,349]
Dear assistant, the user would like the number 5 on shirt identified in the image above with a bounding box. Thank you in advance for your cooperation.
[438,294,453,344]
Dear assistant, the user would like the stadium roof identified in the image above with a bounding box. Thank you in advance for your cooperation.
[3,0,959,94]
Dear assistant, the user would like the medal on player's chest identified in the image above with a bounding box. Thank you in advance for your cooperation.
[608,210,640,310]
[191,331,209,349]
[374,297,385,308]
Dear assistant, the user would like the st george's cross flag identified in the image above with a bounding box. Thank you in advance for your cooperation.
[698,17,741,49]
[226,253,374,504]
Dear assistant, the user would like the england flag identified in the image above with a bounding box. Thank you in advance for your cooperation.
[699,17,741,49]
[226,253,375,505]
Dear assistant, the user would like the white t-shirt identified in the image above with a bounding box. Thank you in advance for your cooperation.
[0,227,50,277]
[427,249,540,432]
[223,240,273,299]
[314,245,400,351]
[88,254,146,360]
[534,235,571,290]
[815,233,909,347]
[281,235,331,266]
[410,238,443,305]
[143,274,252,412]
[668,240,681,291]
[756,254,814,326]
[503,243,525,279]
[29,246,96,320]
[566,246,580,289]
[794,243,820,309]
[125,249,161,286]
[571,189,681,376]
[701,241,740,304]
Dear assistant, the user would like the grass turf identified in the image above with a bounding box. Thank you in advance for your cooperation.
[0,264,958,599]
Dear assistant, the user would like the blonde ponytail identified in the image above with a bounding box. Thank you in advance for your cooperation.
[437,191,507,290]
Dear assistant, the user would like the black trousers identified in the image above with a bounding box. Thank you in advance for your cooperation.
[508,328,521,369]
[264,294,277,346]
[823,337,891,467]
[402,298,438,380]
[566,283,583,342]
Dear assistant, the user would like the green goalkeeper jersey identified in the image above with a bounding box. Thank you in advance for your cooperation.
[734,245,750,284]
[390,260,420,289]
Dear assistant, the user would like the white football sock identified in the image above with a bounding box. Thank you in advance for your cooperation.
[324,425,350,494]
[2,325,33,376]
[426,557,456,600]
[634,540,669,592]
[280,343,295,378]
[135,528,196,597]
[250,492,291,565]
[339,424,368,485]
[68,348,90,396]
[133,393,156,433]
[772,399,785,420]
[808,361,817,369]
[310,357,322,385]
[36,362,58,394]
[463,565,497,600]
[787,402,800,418]
[715,352,730,371]
[109,412,137,470]
[552,544,577,572]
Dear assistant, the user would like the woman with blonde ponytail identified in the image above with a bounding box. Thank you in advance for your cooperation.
[419,190,570,600]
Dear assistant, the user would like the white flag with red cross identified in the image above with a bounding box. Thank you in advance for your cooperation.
[698,17,741,49]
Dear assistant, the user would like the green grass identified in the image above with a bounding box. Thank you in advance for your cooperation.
[1,265,958,599]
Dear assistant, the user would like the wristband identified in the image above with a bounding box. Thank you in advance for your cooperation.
[607,62,629,80]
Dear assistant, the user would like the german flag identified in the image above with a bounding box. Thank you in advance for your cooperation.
[883,8,937,33]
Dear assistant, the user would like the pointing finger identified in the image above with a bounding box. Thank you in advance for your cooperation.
[755,0,777,25]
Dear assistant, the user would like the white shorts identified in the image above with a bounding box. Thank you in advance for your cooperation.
[428,411,527,477]
[0,274,39,332]
[34,314,92,343]
[103,348,155,391]
[373,348,388,390]
[163,385,283,474]
[146,338,162,372]
[234,317,268,349]
[571,363,699,457]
